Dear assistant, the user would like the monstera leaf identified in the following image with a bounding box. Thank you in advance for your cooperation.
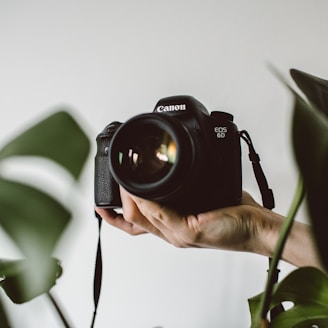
[0,258,62,304]
[0,110,90,179]
[0,177,70,259]
[0,110,90,307]
[249,267,328,327]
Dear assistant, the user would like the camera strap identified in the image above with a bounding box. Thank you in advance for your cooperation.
[91,211,103,328]
[239,130,274,210]
[240,130,285,320]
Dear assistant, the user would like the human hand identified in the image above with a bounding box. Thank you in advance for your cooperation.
[96,187,325,269]
[95,187,279,255]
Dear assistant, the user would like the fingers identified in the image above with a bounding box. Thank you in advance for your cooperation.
[98,186,262,250]
[120,189,181,244]
[96,188,176,243]
[120,189,192,247]
[126,192,203,248]
[95,207,146,235]
[131,196,181,231]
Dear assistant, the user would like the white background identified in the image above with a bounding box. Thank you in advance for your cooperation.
[1,1,328,327]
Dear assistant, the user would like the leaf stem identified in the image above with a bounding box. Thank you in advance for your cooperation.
[256,176,305,326]
[47,292,72,328]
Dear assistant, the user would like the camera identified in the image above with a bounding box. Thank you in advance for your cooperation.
[95,95,242,214]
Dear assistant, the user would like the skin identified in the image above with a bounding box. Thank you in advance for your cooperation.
[96,187,324,270]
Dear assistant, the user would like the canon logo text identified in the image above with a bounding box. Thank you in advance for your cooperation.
[156,104,186,112]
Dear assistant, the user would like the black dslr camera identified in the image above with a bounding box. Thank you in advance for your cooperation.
[95,95,244,214]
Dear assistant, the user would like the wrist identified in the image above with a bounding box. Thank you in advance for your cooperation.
[251,208,284,259]
[253,208,324,269]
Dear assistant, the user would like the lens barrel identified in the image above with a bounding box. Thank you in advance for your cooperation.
[109,113,197,201]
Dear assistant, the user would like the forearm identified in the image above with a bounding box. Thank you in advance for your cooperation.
[255,210,324,270]
[282,220,323,269]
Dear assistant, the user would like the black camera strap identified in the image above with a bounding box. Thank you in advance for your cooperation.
[239,130,274,210]
[91,212,103,328]
[240,130,284,320]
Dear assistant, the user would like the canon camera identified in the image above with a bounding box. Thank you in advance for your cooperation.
[95,95,243,214]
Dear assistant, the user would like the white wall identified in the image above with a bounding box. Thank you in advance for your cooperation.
[1,1,328,327]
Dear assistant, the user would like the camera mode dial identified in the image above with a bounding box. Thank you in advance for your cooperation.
[210,111,234,122]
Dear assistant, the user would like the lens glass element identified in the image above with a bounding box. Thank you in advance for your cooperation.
[117,125,177,183]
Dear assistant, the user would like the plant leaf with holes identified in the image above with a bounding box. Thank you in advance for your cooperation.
[0,258,62,304]
[249,267,328,327]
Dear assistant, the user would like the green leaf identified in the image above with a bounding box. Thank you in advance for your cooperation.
[248,292,262,326]
[0,177,71,259]
[0,258,62,304]
[0,110,90,180]
[291,93,328,270]
[271,267,328,327]
[290,69,328,269]
[249,267,328,327]
[290,68,328,118]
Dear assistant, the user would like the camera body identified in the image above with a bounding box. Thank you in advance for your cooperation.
[95,95,242,214]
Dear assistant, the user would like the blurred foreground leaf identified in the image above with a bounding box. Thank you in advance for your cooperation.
[290,68,328,118]
[0,177,70,259]
[0,258,62,304]
[0,110,90,180]
[290,70,328,270]
[249,267,328,327]
[0,108,90,325]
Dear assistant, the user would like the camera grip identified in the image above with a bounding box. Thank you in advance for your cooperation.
[94,122,122,208]
[94,153,122,208]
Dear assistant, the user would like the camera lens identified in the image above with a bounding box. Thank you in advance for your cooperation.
[118,125,177,183]
[109,113,196,200]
